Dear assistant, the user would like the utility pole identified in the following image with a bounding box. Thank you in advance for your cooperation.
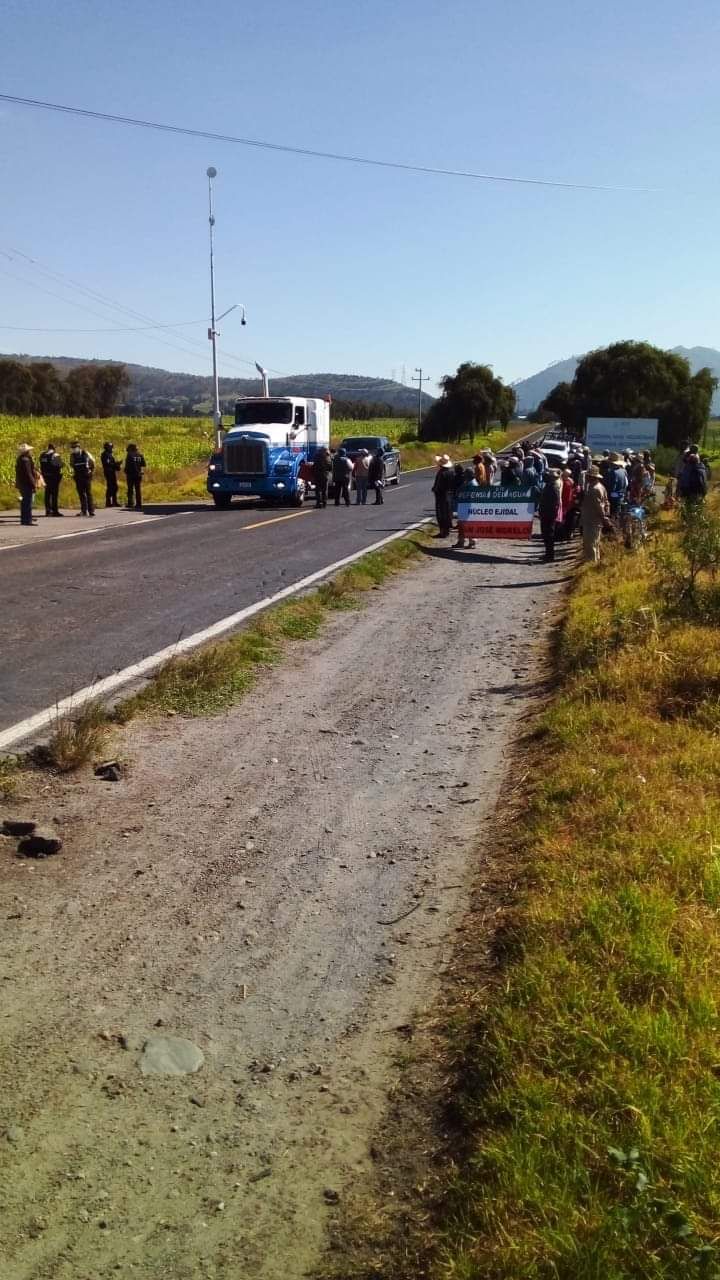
[206,166,223,448]
[412,367,428,434]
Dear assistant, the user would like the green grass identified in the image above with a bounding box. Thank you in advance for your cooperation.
[0,413,515,510]
[426,503,720,1280]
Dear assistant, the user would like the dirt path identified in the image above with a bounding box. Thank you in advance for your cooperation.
[0,540,570,1280]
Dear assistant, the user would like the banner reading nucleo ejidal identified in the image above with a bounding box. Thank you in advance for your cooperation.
[456,485,535,541]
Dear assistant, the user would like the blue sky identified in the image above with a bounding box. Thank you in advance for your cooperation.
[2,0,720,392]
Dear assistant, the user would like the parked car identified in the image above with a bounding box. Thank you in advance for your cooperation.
[336,435,401,487]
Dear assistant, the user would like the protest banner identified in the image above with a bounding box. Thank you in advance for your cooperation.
[586,418,658,453]
[456,485,535,540]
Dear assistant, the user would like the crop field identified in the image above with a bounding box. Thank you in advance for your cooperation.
[0,413,509,510]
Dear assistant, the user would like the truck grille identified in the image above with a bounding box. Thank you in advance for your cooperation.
[224,440,266,475]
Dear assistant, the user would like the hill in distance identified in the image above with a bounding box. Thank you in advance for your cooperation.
[513,346,720,415]
[4,354,433,416]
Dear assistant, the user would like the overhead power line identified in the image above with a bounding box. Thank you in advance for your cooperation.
[0,93,655,193]
[0,321,204,333]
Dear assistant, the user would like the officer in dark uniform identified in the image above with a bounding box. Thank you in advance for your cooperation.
[312,446,332,508]
[124,443,146,511]
[38,442,64,517]
[100,441,121,507]
[69,441,95,517]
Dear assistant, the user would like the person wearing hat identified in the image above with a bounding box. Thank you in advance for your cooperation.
[15,443,39,527]
[432,454,454,536]
[100,441,121,508]
[580,467,609,563]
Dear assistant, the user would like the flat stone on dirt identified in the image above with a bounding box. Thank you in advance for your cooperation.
[17,829,62,858]
[139,1036,205,1076]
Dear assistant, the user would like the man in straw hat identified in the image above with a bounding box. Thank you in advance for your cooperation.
[580,466,609,563]
[15,443,39,527]
[432,454,455,537]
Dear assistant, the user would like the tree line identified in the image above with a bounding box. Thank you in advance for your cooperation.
[0,360,130,417]
[420,362,516,442]
[538,341,716,446]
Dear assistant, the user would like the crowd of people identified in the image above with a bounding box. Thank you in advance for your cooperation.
[429,438,710,565]
[14,440,147,525]
[310,444,387,508]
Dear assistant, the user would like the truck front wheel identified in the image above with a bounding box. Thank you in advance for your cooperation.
[212,493,233,509]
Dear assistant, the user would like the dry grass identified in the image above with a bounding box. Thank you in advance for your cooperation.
[407,502,720,1280]
[33,700,109,773]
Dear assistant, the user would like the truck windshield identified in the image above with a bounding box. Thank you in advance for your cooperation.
[340,436,381,451]
[235,401,293,426]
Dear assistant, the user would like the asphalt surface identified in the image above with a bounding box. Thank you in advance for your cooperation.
[0,471,435,733]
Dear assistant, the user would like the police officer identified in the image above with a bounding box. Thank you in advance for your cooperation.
[38,441,64,517]
[69,440,95,517]
[331,448,353,507]
[124,442,146,511]
[100,441,121,507]
[312,446,332,508]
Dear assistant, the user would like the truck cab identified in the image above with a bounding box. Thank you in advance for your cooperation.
[207,396,330,508]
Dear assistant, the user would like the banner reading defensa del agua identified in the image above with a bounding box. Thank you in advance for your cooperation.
[456,485,535,540]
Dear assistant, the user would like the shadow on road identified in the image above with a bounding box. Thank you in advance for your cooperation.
[140,500,269,515]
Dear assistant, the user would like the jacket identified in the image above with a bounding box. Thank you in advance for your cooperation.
[581,482,608,529]
[15,454,37,492]
[101,448,121,475]
[538,479,561,521]
[39,449,63,481]
[606,464,628,501]
[69,447,94,474]
[332,454,353,483]
[124,451,146,479]
[312,451,332,482]
[368,454,385,484]
[677,459,707,498]
[354,454,371,478]
[432,465,455,497]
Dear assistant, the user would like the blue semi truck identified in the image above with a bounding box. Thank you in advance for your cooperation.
[207,393,331,508]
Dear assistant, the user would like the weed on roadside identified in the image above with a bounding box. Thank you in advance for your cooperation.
[33,700,109,773]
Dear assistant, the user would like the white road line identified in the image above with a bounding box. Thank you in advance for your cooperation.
[0,511,193,552]
[0,517,432,752]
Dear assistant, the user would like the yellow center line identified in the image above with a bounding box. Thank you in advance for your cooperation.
[241,508,314,532]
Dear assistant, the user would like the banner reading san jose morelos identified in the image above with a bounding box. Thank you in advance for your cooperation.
[456,486,535,540]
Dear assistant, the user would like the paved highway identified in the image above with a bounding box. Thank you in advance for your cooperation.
[0,470,436,735]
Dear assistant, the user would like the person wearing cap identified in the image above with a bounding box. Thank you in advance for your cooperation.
[581,467,609,563]
[101,441,121,508]
[69,440,96,516]
[368,446,386,505]
[432,454,454,536]
[15,443,39,527]
[353,448,371,505]
[39,441,64,517]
